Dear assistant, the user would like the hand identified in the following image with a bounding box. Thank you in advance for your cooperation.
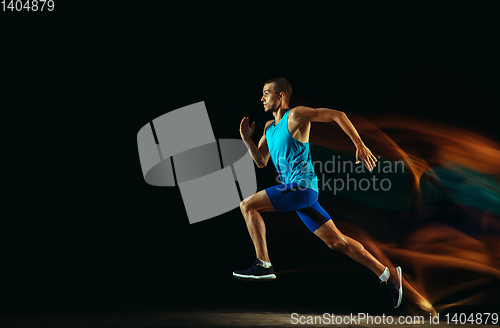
[240,117,255,141]
[355,144,377,172]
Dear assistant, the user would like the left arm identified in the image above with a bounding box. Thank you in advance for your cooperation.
[291,106,377,171]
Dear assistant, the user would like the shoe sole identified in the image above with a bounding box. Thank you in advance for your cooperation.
[395,266,403,308]
[232,272,276,280]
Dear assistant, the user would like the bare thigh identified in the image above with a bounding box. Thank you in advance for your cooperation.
[313,219,345,242]
[240,189,275,213]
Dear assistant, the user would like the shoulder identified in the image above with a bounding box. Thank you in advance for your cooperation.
[262,120,274,134]
[289,106,316,120]
[264,119,274,128]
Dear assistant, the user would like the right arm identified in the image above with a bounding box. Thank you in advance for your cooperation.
[239,117,271,168]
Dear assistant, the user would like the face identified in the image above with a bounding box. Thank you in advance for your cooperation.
[261,83,282,112]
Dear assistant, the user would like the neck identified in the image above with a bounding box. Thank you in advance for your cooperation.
[272,103,290,124]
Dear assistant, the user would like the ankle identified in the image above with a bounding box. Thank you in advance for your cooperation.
[378,267,390,282]
[258,259,272,268]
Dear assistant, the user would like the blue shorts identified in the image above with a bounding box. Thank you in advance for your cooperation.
[264,182,332,232]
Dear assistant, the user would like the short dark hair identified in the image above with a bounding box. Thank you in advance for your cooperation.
[265,77,292,101]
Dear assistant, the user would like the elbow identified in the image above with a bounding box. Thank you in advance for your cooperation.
[256,161,267,169]
[332,110,346,122]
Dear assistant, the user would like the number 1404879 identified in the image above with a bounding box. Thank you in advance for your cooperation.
[2,0,54,11]
[444,313,498,325]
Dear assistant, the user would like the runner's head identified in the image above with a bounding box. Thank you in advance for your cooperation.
[261,78,292,112]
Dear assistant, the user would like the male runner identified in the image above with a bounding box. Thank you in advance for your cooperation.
[233,78,403,308]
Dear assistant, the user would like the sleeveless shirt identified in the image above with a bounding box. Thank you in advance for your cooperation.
[265,109,319,192]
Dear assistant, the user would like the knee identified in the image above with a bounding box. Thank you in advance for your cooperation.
[326,235,348,252]
[240,198,255,216]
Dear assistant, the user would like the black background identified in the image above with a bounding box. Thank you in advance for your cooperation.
[1,1,499,316]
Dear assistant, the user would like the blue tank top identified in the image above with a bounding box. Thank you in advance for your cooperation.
[266,109,319,192]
